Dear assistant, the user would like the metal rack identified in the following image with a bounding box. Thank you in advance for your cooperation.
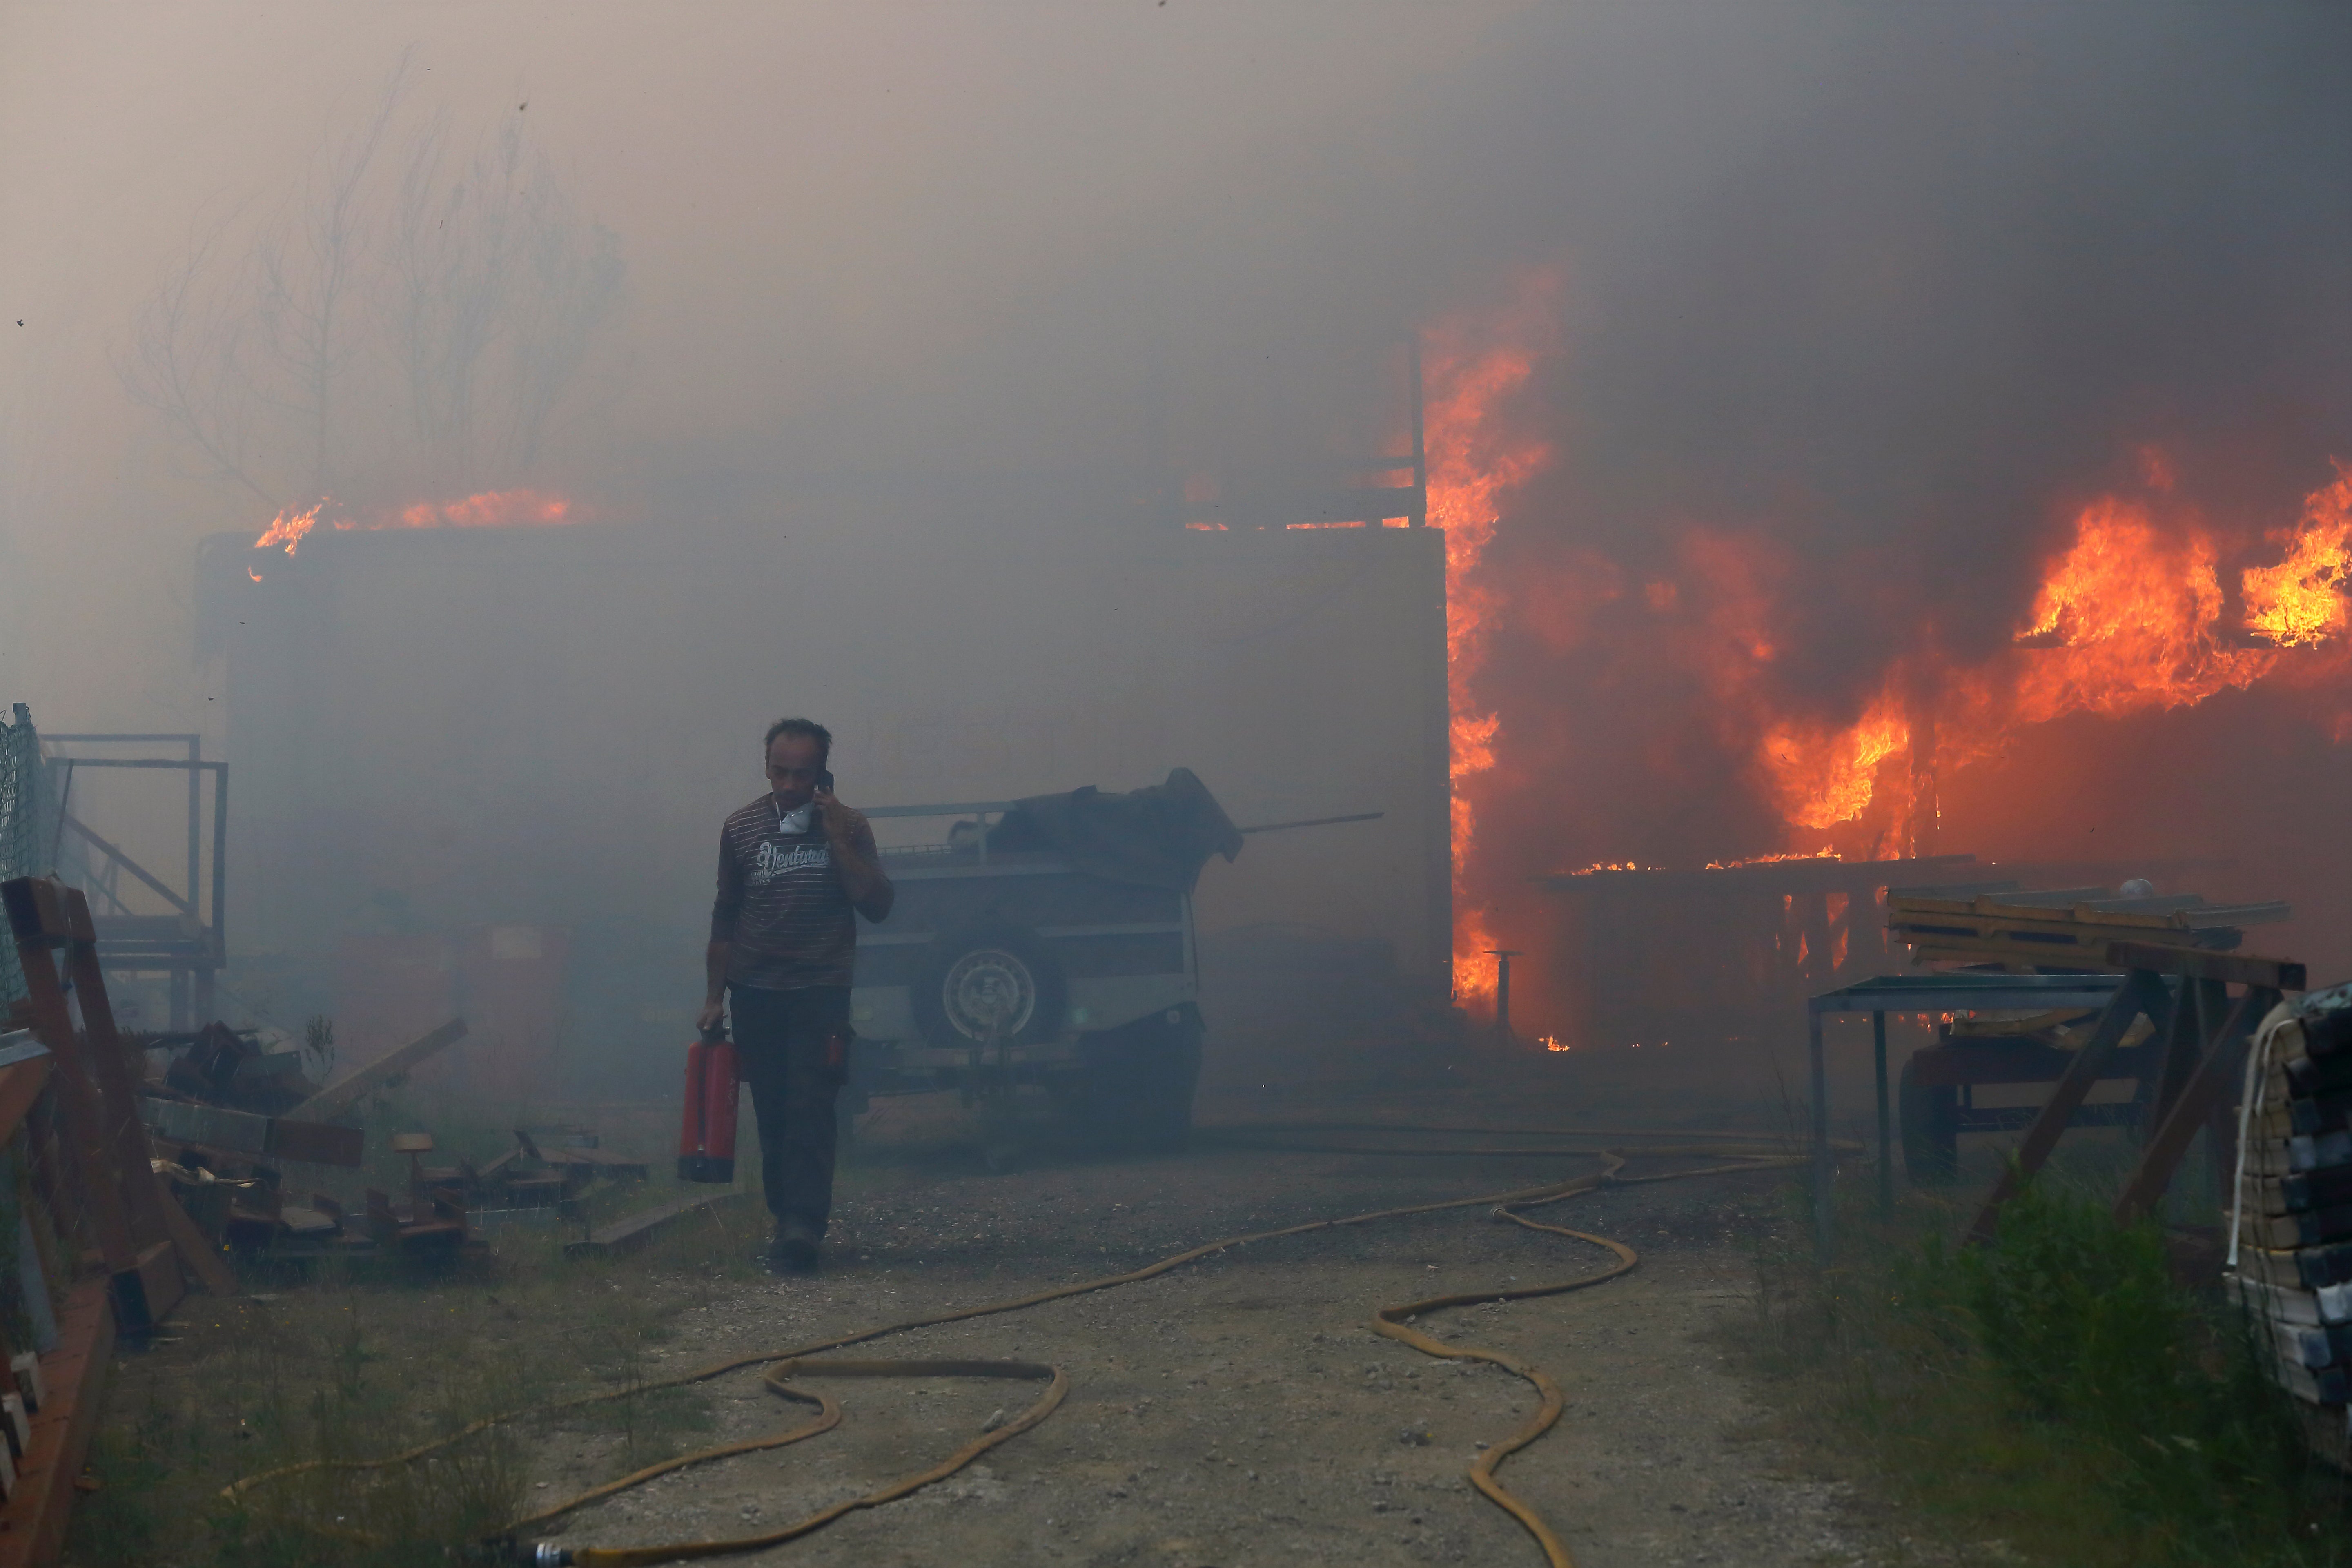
[37,735,226,1029]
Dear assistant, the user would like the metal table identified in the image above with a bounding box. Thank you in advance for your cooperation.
[1806,972,2127,1254]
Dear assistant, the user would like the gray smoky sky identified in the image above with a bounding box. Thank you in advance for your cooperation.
[4,4,2347,827]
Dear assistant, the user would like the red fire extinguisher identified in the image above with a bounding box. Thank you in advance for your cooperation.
[677,1023,739,1183]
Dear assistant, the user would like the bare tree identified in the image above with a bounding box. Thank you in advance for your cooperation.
[253,59,409,497]
[390,110,624,492]
[120,53,623,512]
[120,219,279,507]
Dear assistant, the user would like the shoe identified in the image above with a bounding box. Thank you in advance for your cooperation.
[768,1220,820,1276]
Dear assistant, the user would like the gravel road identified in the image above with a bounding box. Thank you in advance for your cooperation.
[526,1096,1931,1568]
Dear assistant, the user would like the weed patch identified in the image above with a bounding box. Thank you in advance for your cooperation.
[1737,1173,2351,1566]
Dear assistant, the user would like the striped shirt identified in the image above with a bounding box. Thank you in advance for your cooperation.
[710,794,876,990]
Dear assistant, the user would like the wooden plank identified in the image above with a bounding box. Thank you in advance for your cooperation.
[0,882,71,951]
[2116,987,2272,1223]
[137,1098,362,1169]
[2150,978,2214,1127]
[1899,935,2114,967]
[57,892,178,1258]
[1891,894,2198,933]
[0,1278,114,1568]
[111,1241,183,1337]
[2105,942,2305,991]
[153,1187,236,1298]
[0,1060,50,1152]
[3,883,141,1280]
[564,1190,750,1261]
[1947,1007,2104,1038]
[286,1019,467,1121]
[1965,971,2159,1244]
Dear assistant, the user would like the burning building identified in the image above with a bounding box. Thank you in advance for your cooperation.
[197,474,1450,1094]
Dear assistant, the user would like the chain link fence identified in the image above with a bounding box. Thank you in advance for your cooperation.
[0,704,47,1007]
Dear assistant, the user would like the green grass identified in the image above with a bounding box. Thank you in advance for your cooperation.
[58,1163,777,1568]
[1739,1168,2352,1567]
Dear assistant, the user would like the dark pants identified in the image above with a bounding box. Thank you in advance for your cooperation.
[728,984,850,1236]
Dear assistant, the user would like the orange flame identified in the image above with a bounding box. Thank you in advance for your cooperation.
[1703,847,1838,871]
[2243,464,2352,649]
[1424,270,1562,1000]
[254,500,329,557]
[1735,457,2352,847]
[1760,695,1911,833]
[252,489,578,558]
[394,490,572,530]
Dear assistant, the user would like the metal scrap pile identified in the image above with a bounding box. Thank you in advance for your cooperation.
[135,1022,376,1254]
[385,1125,649,1241]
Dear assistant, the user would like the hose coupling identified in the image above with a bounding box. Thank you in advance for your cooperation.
[532,1546,575,1568]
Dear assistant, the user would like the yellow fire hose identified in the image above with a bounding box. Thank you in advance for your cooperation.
[222,1129,1815,1567]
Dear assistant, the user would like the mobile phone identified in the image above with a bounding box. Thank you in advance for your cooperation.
[816,768,835,794]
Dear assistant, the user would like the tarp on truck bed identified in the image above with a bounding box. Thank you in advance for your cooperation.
[987,767,1244,891]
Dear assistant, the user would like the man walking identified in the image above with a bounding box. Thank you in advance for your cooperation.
[701,717,894,1274]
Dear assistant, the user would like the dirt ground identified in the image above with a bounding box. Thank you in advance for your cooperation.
[85,1035,2011,1568]
[506,1057,1941,1568]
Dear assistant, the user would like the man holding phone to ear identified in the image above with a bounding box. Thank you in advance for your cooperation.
[702,717,894,1274]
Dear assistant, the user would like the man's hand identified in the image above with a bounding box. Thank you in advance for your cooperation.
[813,786,867,845]
[817,786,895,922]
[696,998,726,1039]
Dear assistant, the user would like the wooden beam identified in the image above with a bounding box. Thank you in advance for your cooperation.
[2,882,143,1285]
[57,888,238,1300]
[152,1187,236,1297]
[2115,987,2273,1224]
[56,893,176,1252]
[2150,977,2214,1126]
[0,1060,50,1152]
[2105,942,2305,992]
[1966,970,2160,1244]
[0,1278,114,1568]
[137,1098,363,1169]
[286,1019,467,1121]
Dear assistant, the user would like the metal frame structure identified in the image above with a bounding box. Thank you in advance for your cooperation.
[1807,946,2305,1257]
[38,736,226,1029]
[1805,972,2129,1252]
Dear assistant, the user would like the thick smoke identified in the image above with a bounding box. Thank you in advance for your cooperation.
[4,4,2348,1039]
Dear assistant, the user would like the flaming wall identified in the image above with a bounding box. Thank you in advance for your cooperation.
[197,493,1448,1089]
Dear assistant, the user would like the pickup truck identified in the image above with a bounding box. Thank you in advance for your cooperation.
[842,771,1244,1152]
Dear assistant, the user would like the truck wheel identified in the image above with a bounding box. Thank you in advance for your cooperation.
[1898,1055,1960,1187]
[1078,1006,1203,1155]
[911,927,1067,1051]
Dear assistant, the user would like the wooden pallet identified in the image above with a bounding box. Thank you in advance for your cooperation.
[1889,893,2217,969]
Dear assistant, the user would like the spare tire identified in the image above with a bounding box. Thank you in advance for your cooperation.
[911,926,1067,1051]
